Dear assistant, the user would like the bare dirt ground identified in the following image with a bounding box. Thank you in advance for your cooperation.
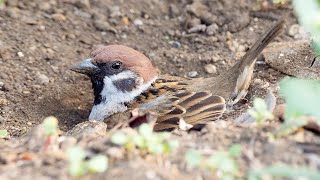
[0,0,319,179]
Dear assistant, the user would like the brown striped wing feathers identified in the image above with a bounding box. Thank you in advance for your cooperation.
[154,91,226,131]
[132,78,226,131]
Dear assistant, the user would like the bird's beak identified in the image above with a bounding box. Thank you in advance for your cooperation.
[70,58,99,75]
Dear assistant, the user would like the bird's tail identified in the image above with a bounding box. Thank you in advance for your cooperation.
[233,19,284,71]
[219,19,285,105]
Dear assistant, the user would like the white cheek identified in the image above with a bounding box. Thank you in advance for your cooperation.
[89,102,127,121]
[88,70,157,121]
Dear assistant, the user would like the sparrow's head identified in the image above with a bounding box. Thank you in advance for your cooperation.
[71,45,158,120]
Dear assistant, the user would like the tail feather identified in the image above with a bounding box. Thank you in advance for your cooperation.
[234,19,285,70]
[220,19,285,105]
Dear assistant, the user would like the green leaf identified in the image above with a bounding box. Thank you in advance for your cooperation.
[158,132,171,140]
[280,78,320,120]
[87,155,108,173]
[161,140,178,153]
[69,162,87,177]
[293,0,320,54]
[253,98,267,112]
[67,146,108,177]
[42,116,59,136]
[248,98,274,124]
[207,151,238,174]
[132,135,144,147]
[168,140,179,150]
[248,109,258,119]
[148,143,164,154]
[207,152,226,169]
[272,0,288,4]
[138,123,153,138]
[249,164,320,179]
[221,174,236,180]
[111,132,128,145]
[218,158,238,173]
[228,144,242,157]
[0,129,8,138]
[185,149,202,167]
[67,146,86,163]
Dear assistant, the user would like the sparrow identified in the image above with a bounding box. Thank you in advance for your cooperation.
[71,20,284,131]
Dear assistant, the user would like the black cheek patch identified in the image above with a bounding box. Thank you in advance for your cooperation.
[113,78,137,92]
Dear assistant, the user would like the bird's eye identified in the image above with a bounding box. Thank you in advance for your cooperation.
[111,61,122,70]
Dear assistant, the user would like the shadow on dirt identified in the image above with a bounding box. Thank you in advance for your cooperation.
[18,85,92,132]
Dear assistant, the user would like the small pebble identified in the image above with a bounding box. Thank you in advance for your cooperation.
[133,19,143,26]
[74,9,91,18]
[253,78,263,85]
[36,73,50,85]
[38,2,51,11]
[6,8,19,19]
[51,13,66,22]
[145,170,158,180]
[109,6,121,18]
[17,52,24,58]
[0,98,8,106]
[22,91,30,94]
[187,71,198,78]
[170,41,181,48]
[121,16,129,26]
[24,17,38,25]
[210,36,218,42]
[93,20,117,33]
[38,25,46,31]
[0,116,4,122]
[120,34,127,39]
[186,17,201,28]
[288,24,309,40]
[204,64,217,74]
[288,24,300,37]
[75,0,90,9]
[188,24,206,34]
[226,31,233,40]
[59,137,77,151]
[206,23,218,36]
[51,65,59,73]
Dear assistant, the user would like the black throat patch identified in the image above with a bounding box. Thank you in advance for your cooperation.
[91,77,104,105]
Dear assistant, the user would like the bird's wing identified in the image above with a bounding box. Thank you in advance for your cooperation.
[154,91,225,131]
[132,78,226,131]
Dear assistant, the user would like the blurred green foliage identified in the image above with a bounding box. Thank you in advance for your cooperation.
[185,144,242,180]
[248,98,274,126]
[248,164,320,180]
[280,78,320,119]
[293,0,320,53]
[278,78,320,134]
[0,129,8,138]
[273,0,288,4]
[67,146,108,177]
[42,116,59,136]
[111,123,179,155]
